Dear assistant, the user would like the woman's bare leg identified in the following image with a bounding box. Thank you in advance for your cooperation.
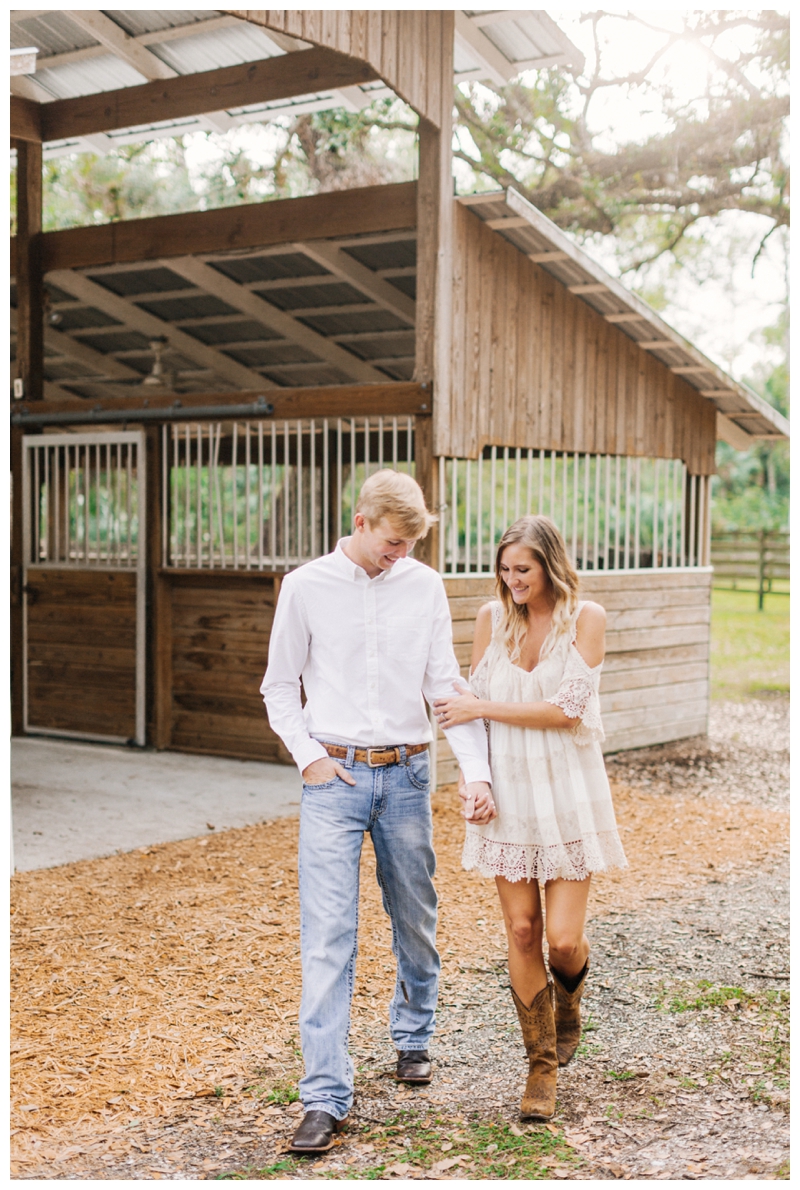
[543,877,591,979]
[495,875,548,1007]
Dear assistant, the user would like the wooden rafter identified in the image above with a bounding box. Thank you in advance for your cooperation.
[294,241,416,324]
[16,46,380,144]
[10,184,418,274]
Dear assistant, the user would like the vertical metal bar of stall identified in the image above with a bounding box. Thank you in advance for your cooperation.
[489,446,497,559]
[322,419,330,556]
[336,418,343,543]
[571,452,579,562]
[663,459,671,568]
[377,415,384,470]
[257,422,264,570]
[310,419,317,561]
[438,456,446,574]
[195,421,203,568]
[476,451,484,572]
[126,441,133,568]
[699,475,709,566]
[593,454,600,569]
[284,421,291,567]
[270,422,278,567]
[514,447,521,521]
[296,420,303,563]
[406,416,413,476]
[41,445,49,562]
[688,473,697,567]
[53,445,60,564]
[549,450,556,521]
[502,447,509,533]
[118,440,124,567]
[465,458,472,573]
[350,419,357,528]
[672,459,679,567]
[613,454,621,570]
[392,417,398,469]
[84,446,92,563]
[634,457,641,569]
[679,462,687,568]
[134,430,147,745]
[451,457,458,572]
[231,422,238,569]
[602,455,610,571]
[364,416,370,482]
[66,445,73,564]
[244,423,251,569]
[561,452,568,541]
[582,452,590,570]
[208,427,216,570]
[94,443,100,563]
[538,449,544,515]
[623,456,631,570]
[652,458,660,569]
[182,425,190,567]
[160,426,168,569]
[527,448,533,514]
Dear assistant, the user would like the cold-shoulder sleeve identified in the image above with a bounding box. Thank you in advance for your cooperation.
[544,644,605,745]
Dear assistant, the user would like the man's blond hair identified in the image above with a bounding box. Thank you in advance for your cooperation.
[356,469,437,539]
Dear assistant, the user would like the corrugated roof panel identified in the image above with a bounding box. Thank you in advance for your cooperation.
[181,320,283,346]
[343,240,417,271]
[151,23,283,74]
[258,282,365,312]
[10,12,98,57]
[35,54,147,100]
[135,294,241,321]
[210,254,330,285]
[88,268,196,297]
[483,15,566,64]
[55,307,120,331]
[224,343,319,367]
[299,309,411,337]
[262,363,353,387]
[109,10,225,38]
[73,330,152,354]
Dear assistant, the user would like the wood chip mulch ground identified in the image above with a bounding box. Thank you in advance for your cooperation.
[11,697,789,1180]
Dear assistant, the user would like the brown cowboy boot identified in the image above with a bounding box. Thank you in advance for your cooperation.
[550,958,589,1067]
[510,983,558,1120]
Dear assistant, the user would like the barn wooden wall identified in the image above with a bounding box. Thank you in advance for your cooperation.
[437,570,712,786]
[443,204,718,475]
[25,569,137,739]
[158,572,289,763]
[226,10,455,128]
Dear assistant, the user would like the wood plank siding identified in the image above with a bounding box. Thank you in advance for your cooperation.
[25,568,137,739]
[226,11,455,129]
[443,204,718,475]
[436,570,712,786]
[161,572,288,763]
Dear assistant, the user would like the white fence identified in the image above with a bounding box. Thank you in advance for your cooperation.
[23,431,142,569]
[162,416,415,570]
[438,449,711,575]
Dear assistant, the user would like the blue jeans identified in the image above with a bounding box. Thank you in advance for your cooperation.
[297,744,439,1120]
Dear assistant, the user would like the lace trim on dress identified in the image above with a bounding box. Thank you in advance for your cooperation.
[462,828,628,883]
[544,643,605,745]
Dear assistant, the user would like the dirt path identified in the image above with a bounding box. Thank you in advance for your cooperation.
[11,699,788,1180]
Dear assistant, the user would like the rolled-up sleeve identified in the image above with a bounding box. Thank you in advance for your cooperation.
[421,581,492,785]
[260,579,328,775]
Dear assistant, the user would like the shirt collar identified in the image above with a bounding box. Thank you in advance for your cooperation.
[333,537,401,583]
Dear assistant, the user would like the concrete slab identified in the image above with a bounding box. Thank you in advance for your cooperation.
[11,737,302,873]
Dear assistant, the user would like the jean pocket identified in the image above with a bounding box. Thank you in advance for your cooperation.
[302,777,340,791]
[406,752,430,791]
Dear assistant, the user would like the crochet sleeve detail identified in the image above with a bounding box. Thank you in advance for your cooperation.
[544,643,605,745]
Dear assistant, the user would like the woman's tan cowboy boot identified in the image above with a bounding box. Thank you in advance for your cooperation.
[550,958,589,1067]
[510,983,558,1120]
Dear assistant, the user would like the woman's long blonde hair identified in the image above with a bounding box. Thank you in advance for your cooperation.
[495,516,579,664]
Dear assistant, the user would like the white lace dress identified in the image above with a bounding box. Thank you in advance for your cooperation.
[462,600,628,883]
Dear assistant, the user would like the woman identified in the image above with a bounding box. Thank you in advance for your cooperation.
[434,515,627,1121]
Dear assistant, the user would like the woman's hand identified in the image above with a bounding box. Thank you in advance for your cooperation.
[459,778,497,824]
[434,683,484,728]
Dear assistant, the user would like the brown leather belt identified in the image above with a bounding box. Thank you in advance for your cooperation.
[323,742,428,768]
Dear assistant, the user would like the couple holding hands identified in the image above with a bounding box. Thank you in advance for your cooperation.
[261,469,626,1155]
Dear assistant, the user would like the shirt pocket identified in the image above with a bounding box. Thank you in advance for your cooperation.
[383,615,428,661]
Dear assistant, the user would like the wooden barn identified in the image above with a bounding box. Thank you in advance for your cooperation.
[11,9,788,787]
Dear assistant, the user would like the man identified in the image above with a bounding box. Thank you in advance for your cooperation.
[261,469,495,1155]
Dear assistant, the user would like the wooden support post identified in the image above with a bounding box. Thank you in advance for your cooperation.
[414,13,454,569]
[145,426,172,747]
[14,138,43,403]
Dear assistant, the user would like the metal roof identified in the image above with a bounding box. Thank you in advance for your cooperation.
[11,9,584,157]
[11,231,419,400]
[460,188,788,443]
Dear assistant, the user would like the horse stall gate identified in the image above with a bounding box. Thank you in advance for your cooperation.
[22,431,146,745]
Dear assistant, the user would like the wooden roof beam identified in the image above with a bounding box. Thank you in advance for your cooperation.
[65,11,178,82]
[293,240,416,324]
[161,255,386,385]
[33,46,380,143]
[24,183,417,272]
[46,269,272,391]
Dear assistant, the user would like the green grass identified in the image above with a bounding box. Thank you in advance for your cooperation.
[710,587,789,700]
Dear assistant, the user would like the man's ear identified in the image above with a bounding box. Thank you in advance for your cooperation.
[353,513,365,531]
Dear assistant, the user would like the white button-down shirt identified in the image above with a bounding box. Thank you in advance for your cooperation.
[261,539,491,784]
